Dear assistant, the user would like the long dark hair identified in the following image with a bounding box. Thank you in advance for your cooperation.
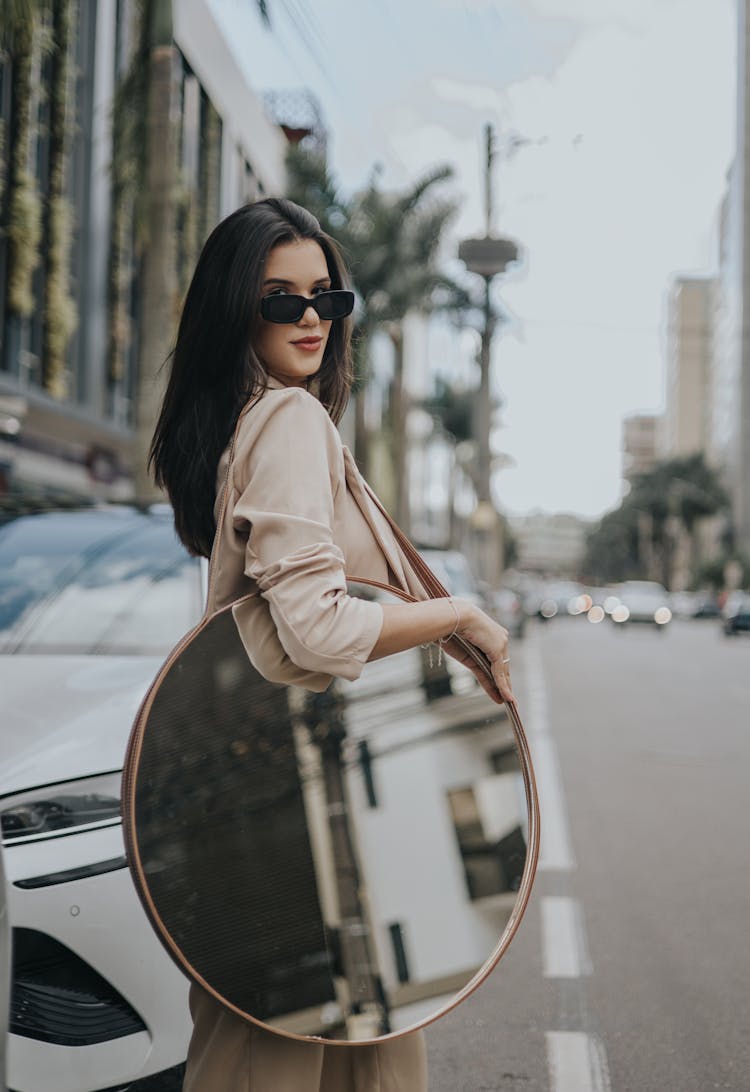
[149,197,354,558]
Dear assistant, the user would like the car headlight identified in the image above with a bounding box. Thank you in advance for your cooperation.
[654,606,672,625]
[1,772,121,846]
[612,605,630,622]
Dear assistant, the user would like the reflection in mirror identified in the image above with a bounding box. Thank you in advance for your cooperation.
[127,586,530,1042]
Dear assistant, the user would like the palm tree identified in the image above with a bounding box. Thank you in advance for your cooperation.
[631,453,728,587]
[584,453,730,587]
[287,148,469,522]
[347,172,470,524]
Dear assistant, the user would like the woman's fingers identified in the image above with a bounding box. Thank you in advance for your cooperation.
[442,637,512,705]
[491,658,514,704]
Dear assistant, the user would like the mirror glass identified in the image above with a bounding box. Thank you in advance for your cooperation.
[128,585,535,1042]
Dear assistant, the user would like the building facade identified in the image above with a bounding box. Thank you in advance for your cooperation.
[664,275,715,459]
[709,0,750,554]
[621,412,663,489]
[0,0,286,505]
[508,510,590,577]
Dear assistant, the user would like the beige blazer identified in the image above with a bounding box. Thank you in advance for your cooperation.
[209,375,428,690]
[184,376,429,1092]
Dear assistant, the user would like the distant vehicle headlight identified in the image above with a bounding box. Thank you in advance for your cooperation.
[1,772,121,846]
[540,599,558,619]
[654,606,672,625]
[588,605,605,624]
[612,605,630,623]
[603,596,620,614]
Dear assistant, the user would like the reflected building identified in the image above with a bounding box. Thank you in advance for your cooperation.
[337,643,525,1032]
[126,589,531,1041]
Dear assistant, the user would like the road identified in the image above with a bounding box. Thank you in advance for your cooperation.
[425,616,750,1092]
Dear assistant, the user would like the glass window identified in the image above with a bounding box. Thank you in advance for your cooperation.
[447,782,525,900]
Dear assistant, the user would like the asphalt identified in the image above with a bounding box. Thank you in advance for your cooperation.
[425,615,750,1092]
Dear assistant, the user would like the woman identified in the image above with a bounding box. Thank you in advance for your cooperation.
[150,197,514,1092]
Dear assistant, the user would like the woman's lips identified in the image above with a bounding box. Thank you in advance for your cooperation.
[291,337,323,351]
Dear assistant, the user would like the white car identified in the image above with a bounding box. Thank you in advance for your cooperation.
[0,504,204,1092]
[610,580,673,629]
[1,839,8,1092]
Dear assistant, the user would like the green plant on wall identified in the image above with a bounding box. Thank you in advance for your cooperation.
[3,1,78,398]
[198,97,221,250]
[107,0,149,392]
[42,0,78,398]
[177,93,223,301]
[4,7,43,320]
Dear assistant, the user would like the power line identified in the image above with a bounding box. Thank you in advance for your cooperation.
[520,316,660,335]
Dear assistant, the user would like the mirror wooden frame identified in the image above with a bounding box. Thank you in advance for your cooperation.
[121,582,540,1045]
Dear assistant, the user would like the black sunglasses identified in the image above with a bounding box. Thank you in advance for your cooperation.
[260,289,355,324]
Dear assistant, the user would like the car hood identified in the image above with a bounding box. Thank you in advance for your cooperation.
[0,655,163,795]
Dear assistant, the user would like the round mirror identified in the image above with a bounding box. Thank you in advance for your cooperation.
[123,585,539,1043]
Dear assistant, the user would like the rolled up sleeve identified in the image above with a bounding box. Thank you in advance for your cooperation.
[231,388,383,681]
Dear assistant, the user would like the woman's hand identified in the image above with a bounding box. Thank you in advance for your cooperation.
[442,599,514,705]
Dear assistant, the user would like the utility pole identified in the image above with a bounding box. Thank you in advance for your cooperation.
[458,124,521,586]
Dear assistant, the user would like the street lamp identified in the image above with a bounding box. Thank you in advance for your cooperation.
[458,124,522,584]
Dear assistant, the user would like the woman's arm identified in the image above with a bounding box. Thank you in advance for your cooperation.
[370,597,514,705]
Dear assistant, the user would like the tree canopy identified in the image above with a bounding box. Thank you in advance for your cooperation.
[584,452,729,587]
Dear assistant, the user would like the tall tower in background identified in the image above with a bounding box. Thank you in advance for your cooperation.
[664,276,715,458]
[717,0,750,553]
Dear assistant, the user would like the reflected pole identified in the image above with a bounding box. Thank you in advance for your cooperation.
[304,689,390,1037]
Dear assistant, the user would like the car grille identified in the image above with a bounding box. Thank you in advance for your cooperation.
[10,1065,187,1092]
[11,928,146,1046]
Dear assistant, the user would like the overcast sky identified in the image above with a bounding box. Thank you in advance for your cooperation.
[211,0,736,519]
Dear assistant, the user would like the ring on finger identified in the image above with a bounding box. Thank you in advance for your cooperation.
[501,657,510,665]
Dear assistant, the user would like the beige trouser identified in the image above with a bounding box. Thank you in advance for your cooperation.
[183,984,428,1092]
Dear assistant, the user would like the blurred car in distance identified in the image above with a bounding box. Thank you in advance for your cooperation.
[533,580,586,621]
[0,503,201,1092]
[669,591,698,619]
[419,549,525,637]
[489,587,526,639]
[610,581,672,629]
[670,590,722,620]
[722,591,750,636]
[689,591,722,619]
[418,549,484,610]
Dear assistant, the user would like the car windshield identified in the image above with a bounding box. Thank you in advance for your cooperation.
[620,582,666,597]
[0,508,203,655]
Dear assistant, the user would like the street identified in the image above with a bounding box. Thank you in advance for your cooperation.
[425,616,750,1092]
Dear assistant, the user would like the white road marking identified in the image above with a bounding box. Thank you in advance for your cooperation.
[524,636,576,871]
[523,635,613,1090]
[533,735,577,871]
[524,639,551,740]
[546,1031,612,1092]
[541,896,592,978]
